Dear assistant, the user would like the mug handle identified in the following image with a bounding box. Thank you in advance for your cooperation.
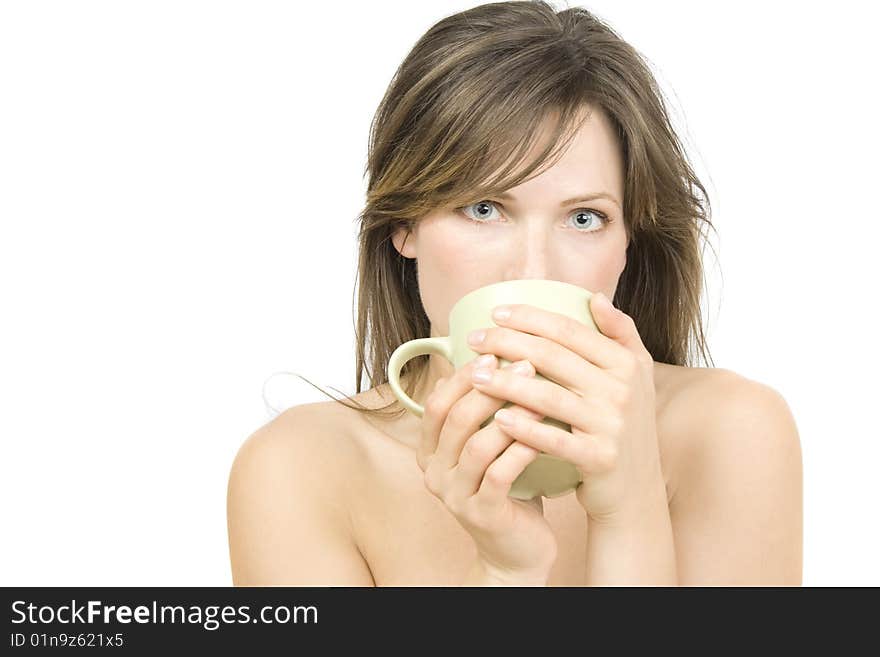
[387,336,454,417]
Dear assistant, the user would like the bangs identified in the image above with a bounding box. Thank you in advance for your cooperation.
[435,101,594,209]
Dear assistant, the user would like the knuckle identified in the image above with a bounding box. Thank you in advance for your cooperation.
[483,461,509,487]
[551,428,568,454]
[597,441,619,471]
[444,403,470,435]
[623,354,641,378]
[424,394,446,419]
[610,380,631,408]
[463,436,489,462]
[556,388,577,415]
[460,500,492,530]
[557,316,581,345]
[535,341,554,367]
[535,380,557,409]
[606,413,625,437]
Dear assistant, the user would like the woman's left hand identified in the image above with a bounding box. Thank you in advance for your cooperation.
[466,292,666,525]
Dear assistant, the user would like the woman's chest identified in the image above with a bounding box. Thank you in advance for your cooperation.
[351,457,592,586]
[347,364,692,586]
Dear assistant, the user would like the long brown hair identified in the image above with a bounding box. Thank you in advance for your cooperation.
[291,0,718,421]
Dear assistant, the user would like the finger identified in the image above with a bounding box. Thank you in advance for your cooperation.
[453,404,541,498]
[434,359,538,471]
[470,325,610,396]
[419,355,497,469]
[416,375,449,471]
[472,364,597,433]
[490,302,635,370]
[493,412,615,475]
[588,293,653,363]
[475,441,540,511]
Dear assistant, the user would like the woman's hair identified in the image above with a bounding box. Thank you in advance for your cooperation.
[282,0,718,421]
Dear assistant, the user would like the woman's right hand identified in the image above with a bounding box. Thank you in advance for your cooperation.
[416,354,557,584]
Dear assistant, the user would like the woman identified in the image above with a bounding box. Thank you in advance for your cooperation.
[227,0,802,586]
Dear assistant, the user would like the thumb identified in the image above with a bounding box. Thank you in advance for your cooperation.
[589,292,643,353]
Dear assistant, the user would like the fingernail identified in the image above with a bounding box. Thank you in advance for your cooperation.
[472,367,493,383]
[492,305,511,321]
[468,329,486,345]
[494,408,515,426]
[512,360,534,375]
[473,354,496,368]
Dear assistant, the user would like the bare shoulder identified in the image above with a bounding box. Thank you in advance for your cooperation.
[229,400,371,516]
[245,401,368,462]
[668,365,800,451]
[660,365,803,585]
[654,362,801,489]
[226,402,374,585]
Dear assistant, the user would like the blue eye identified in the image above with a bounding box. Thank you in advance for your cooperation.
[568,208,609,231]
[457,201,501,222]
[455,200,610,233]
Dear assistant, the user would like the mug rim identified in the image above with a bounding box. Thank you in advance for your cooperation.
[451,278,591,313]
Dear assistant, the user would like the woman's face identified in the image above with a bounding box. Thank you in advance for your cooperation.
[392,105,628,342]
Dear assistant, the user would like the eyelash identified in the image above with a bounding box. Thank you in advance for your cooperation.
[454,200,613,234]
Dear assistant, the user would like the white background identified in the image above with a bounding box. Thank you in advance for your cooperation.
[1,0,877,586]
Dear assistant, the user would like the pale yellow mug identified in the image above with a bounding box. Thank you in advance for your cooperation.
[387,279,599,500]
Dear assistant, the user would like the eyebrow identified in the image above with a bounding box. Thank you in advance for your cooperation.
[494,191,621,209]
